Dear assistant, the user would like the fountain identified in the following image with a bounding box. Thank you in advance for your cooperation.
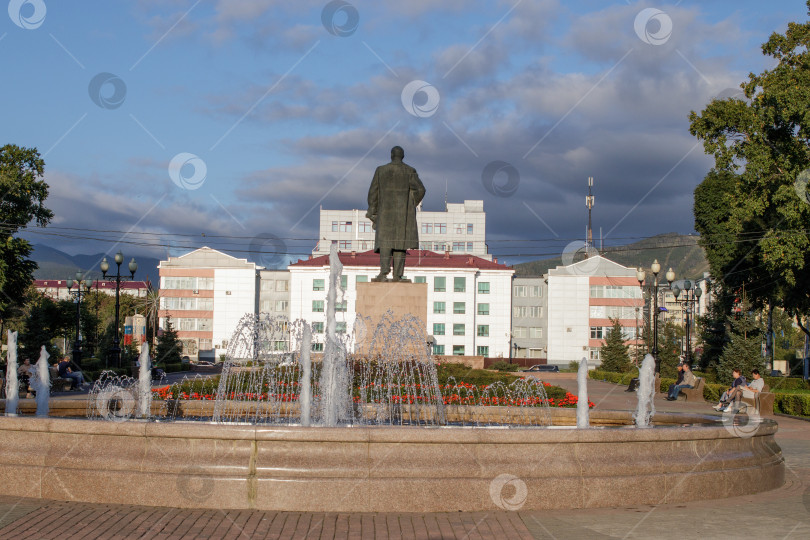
[31,346,51,417]
[4,331,19,417]
[634,354,657,427]
[576,357,589,428]
[0,246,785,512]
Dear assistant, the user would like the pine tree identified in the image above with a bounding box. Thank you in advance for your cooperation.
[717,300,765,385]
[599,318,631,373]
[658,322,683,378]
[155,316,182,365]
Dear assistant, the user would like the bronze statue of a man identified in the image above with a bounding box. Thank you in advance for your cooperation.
[366,146,426,282]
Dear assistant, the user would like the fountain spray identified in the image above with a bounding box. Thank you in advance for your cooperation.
[5,331,19,416]
[576,357,589,428]
[633,354,656,428]
[300,323,312,427]
[138,343,151,419]
[33,346,51,417]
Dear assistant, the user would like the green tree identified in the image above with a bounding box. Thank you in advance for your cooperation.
[155,316,182,365]
[658,321,684,379]
[599,318,631,373]
[689,3,810,341]
[717,300,766,385]
[0,144,53,332]
[19,294,72,359]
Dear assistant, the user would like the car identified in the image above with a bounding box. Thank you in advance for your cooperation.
[522,364,559,373]
[769,369,784,377]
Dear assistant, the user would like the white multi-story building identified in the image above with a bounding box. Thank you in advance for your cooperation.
[288,250,513,357]
[314,200,490,260]
[546,256,644,366]
[158,247,261,360]
[35,279,151,300]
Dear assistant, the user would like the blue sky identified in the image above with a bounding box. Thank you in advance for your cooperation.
[3,0,808,269]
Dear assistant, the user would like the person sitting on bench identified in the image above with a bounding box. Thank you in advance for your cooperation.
[666,362,696,401]
[58,356,86,390]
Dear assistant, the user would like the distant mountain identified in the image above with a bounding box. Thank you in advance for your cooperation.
[513,233,710,279]
[31,244,161,283]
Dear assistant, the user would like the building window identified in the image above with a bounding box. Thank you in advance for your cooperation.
[313,279,325,291]
[467,242,473,251]
[414,276,426,283]
[338,221,352,232]
[434,242,446,251]
[312,343,324,352]
[453,324,465,336]
[421,223,433,234]
[335,301,347,312]
[433,344,445,355]
[433,301,446,314]
[359,221,372,233]
[453,345,465,356]
[477,303,489,316]
[478,282,489,294]
[275,300,288,312]
[340,275,347,289]
[331,221,339,232]
[420,242,431,250]
[312,322,324,333]
[435,223,446,234]
[467,223,474,234]
[454,277,466,292]
[339,240,352,250]
[433,323,445,335]
[513,327,527,338]
[514,285,527,297]
[261,280,274,291]
[513,306,542,318]
[452,242,465,252]
[590,327,604,339]
[200,339,212,350]
[455,224,465,234]
[530,286,542,297]
[312,300,324,313]
[589,285,642,299]
[477,346,489,356]
[530,327,543,339]
[477,325,489,337]
[434,277,446,292]
[453,302,465,314]
[336,322,347,334]
[356,275,368,283]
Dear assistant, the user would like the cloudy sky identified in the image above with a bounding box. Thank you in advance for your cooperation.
[3,0,807,269]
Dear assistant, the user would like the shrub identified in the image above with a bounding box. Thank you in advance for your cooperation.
[774,394,810,417]
[489,361,520,372]
[764,377,810,392]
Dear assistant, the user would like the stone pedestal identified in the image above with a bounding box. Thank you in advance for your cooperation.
[355,282,428,355]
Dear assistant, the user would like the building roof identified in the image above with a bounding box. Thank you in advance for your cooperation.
[35,280,150,290]
[159,246,259,270]
[547,255,636,277]
[290,250,510,271]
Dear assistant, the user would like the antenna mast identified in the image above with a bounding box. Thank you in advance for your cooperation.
[586,176,595,253]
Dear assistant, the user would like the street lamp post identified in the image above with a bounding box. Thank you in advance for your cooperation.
[101,251,137,369]
[66,272,93,368]
[637,260,674,374]
[672,279,706,366]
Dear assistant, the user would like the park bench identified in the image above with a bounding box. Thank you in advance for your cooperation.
[49,366,76,393]
[740,383,774,415]
[678,377,705,402]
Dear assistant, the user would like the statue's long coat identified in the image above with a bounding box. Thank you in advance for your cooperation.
[366,161,426,252]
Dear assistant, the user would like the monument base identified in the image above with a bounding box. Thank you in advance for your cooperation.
[355,281,428,355]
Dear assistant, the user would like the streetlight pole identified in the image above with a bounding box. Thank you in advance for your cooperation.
[637,260,674,374]
[672,279,705,366]
[101,252,138,369]
[66,272,92,368]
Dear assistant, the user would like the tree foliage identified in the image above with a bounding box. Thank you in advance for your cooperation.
[155,316,182,365]
[689,3,810,338]
[599,318,632,373]
[0,144,53,325]
[717,300,766,385]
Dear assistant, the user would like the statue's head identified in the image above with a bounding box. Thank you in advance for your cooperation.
[391,146,404,160]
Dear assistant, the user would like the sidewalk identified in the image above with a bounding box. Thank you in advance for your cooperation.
[0,379,807,539]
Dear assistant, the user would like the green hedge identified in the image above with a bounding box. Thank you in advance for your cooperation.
[774,394,810,417]
[764,377,810,392]
[588,370,637,386]
[591,369,733,402]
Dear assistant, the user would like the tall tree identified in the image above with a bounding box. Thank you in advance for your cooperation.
[0,144,53,330]
[717,299,766,385]
[155,316,182,365]
[689,2,810,340]
[599,318,631,373]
